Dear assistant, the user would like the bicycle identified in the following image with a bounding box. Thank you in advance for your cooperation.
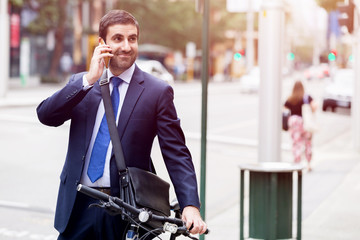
[77,184,209,240]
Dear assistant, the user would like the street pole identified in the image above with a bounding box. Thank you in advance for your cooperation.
[353,37,360,151]
[352,6,360,151]
[200,0,209,239]
[246,0,255,72]
[0,0,10,98]
[258,0,284,162]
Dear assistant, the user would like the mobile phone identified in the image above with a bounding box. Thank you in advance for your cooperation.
[100,38,110,68]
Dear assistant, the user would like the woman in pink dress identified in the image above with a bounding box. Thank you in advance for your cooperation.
[284,81,317,171]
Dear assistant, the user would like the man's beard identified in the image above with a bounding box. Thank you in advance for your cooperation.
[109,50,137,73]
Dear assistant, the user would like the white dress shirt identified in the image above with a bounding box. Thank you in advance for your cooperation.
[80,64,135,187]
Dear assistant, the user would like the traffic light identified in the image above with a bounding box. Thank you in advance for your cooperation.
[287,52,295,61]
[349,54,354,62]
[234,49,245,61]
[328,49,337,62]
[337,0,355,34]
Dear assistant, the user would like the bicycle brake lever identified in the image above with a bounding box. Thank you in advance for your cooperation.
[89,202,105,209]
[174,226,198,240]
[89,200,122,216]
[183,232,198,240]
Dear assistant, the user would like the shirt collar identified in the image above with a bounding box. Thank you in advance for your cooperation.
[107,63,135,84]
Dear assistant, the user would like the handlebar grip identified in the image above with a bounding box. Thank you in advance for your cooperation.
[189,224,210,235]
[77,184,141,216]
[77,184,109,202]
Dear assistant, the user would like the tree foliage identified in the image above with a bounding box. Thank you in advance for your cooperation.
[9,0,247,76]
[209,0,248,43]
[117,0,203,50]
[25,0,60,34]
[117,0,247,50]
[315,0,342,12]
[9,0,24,7]
[18,0,68,78]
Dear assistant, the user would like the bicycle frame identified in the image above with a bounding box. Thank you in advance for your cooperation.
[77,184,204,240]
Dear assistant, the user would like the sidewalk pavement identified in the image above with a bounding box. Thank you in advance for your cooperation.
[0,77,63,108]
[302,129,360,239]
[202,127,360,240]
[1,77,360,239]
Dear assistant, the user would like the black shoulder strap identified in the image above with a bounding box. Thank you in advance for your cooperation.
[99,71,127,172]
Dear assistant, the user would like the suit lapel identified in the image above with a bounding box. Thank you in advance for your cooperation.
[85,81,102,149]
[117,66,144,139]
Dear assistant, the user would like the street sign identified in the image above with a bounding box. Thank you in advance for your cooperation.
[186,42,196,58]
[337,1,355,34]
[226,0,262,12]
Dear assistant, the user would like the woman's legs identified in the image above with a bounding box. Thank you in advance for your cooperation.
[289,116,314,171]
[289,116,304,163]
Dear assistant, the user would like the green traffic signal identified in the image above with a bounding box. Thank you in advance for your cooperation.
[234,52,242,61]
[287,52,295,61]
[328,53,336,61]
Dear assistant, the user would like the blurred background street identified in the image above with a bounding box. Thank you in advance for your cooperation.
[1,0,360,239]
[0,74,358,239]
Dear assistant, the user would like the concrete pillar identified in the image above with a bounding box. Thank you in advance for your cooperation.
[0,0,10,97]
[246,0,255,72]
[258,0,284,162]
[352,9,360,152]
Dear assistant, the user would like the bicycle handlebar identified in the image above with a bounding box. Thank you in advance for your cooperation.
[77,184,141,216]
[77,184,208,238]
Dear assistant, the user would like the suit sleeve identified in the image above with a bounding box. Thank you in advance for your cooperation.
[37,72,89,127]
[155,84,201,210]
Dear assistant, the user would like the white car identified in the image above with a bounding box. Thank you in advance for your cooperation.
[322,68,353,112]
[136,59,174,85]
[240,67,260,93]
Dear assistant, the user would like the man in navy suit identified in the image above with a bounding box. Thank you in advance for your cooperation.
[37,9,206,240]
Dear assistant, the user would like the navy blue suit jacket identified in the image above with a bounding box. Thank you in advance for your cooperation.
[37,65,200,233]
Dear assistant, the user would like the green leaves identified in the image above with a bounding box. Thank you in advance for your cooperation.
[315,0,342,12]
[118,0,202,50]
[24,0,60,34]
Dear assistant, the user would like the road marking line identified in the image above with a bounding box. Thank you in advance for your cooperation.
[185,131,292,150]
[0,228,56,239]
[209,119,258,134]
[0,114,39,124]
[0,200,54,214]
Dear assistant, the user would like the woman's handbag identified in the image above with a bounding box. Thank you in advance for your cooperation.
[100,73,171,225]
[282,110,290,131]
[302,95,318,133]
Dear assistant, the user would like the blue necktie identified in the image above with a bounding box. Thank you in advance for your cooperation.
[87,77,122,183]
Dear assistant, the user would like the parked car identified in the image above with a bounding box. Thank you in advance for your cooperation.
[239,66,260,93]
[304,64,330,80]
[322,68,353,112]
[320,63,330,78]
[135,59,174,85]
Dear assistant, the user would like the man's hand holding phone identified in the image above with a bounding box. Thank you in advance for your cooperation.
[85,38,113,85]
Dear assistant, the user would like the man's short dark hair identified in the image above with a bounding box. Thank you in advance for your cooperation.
[99,10,139,41]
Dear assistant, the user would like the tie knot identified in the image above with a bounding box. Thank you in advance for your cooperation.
[111,77,122,88]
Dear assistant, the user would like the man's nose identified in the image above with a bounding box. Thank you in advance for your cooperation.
[120,40,131,51]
